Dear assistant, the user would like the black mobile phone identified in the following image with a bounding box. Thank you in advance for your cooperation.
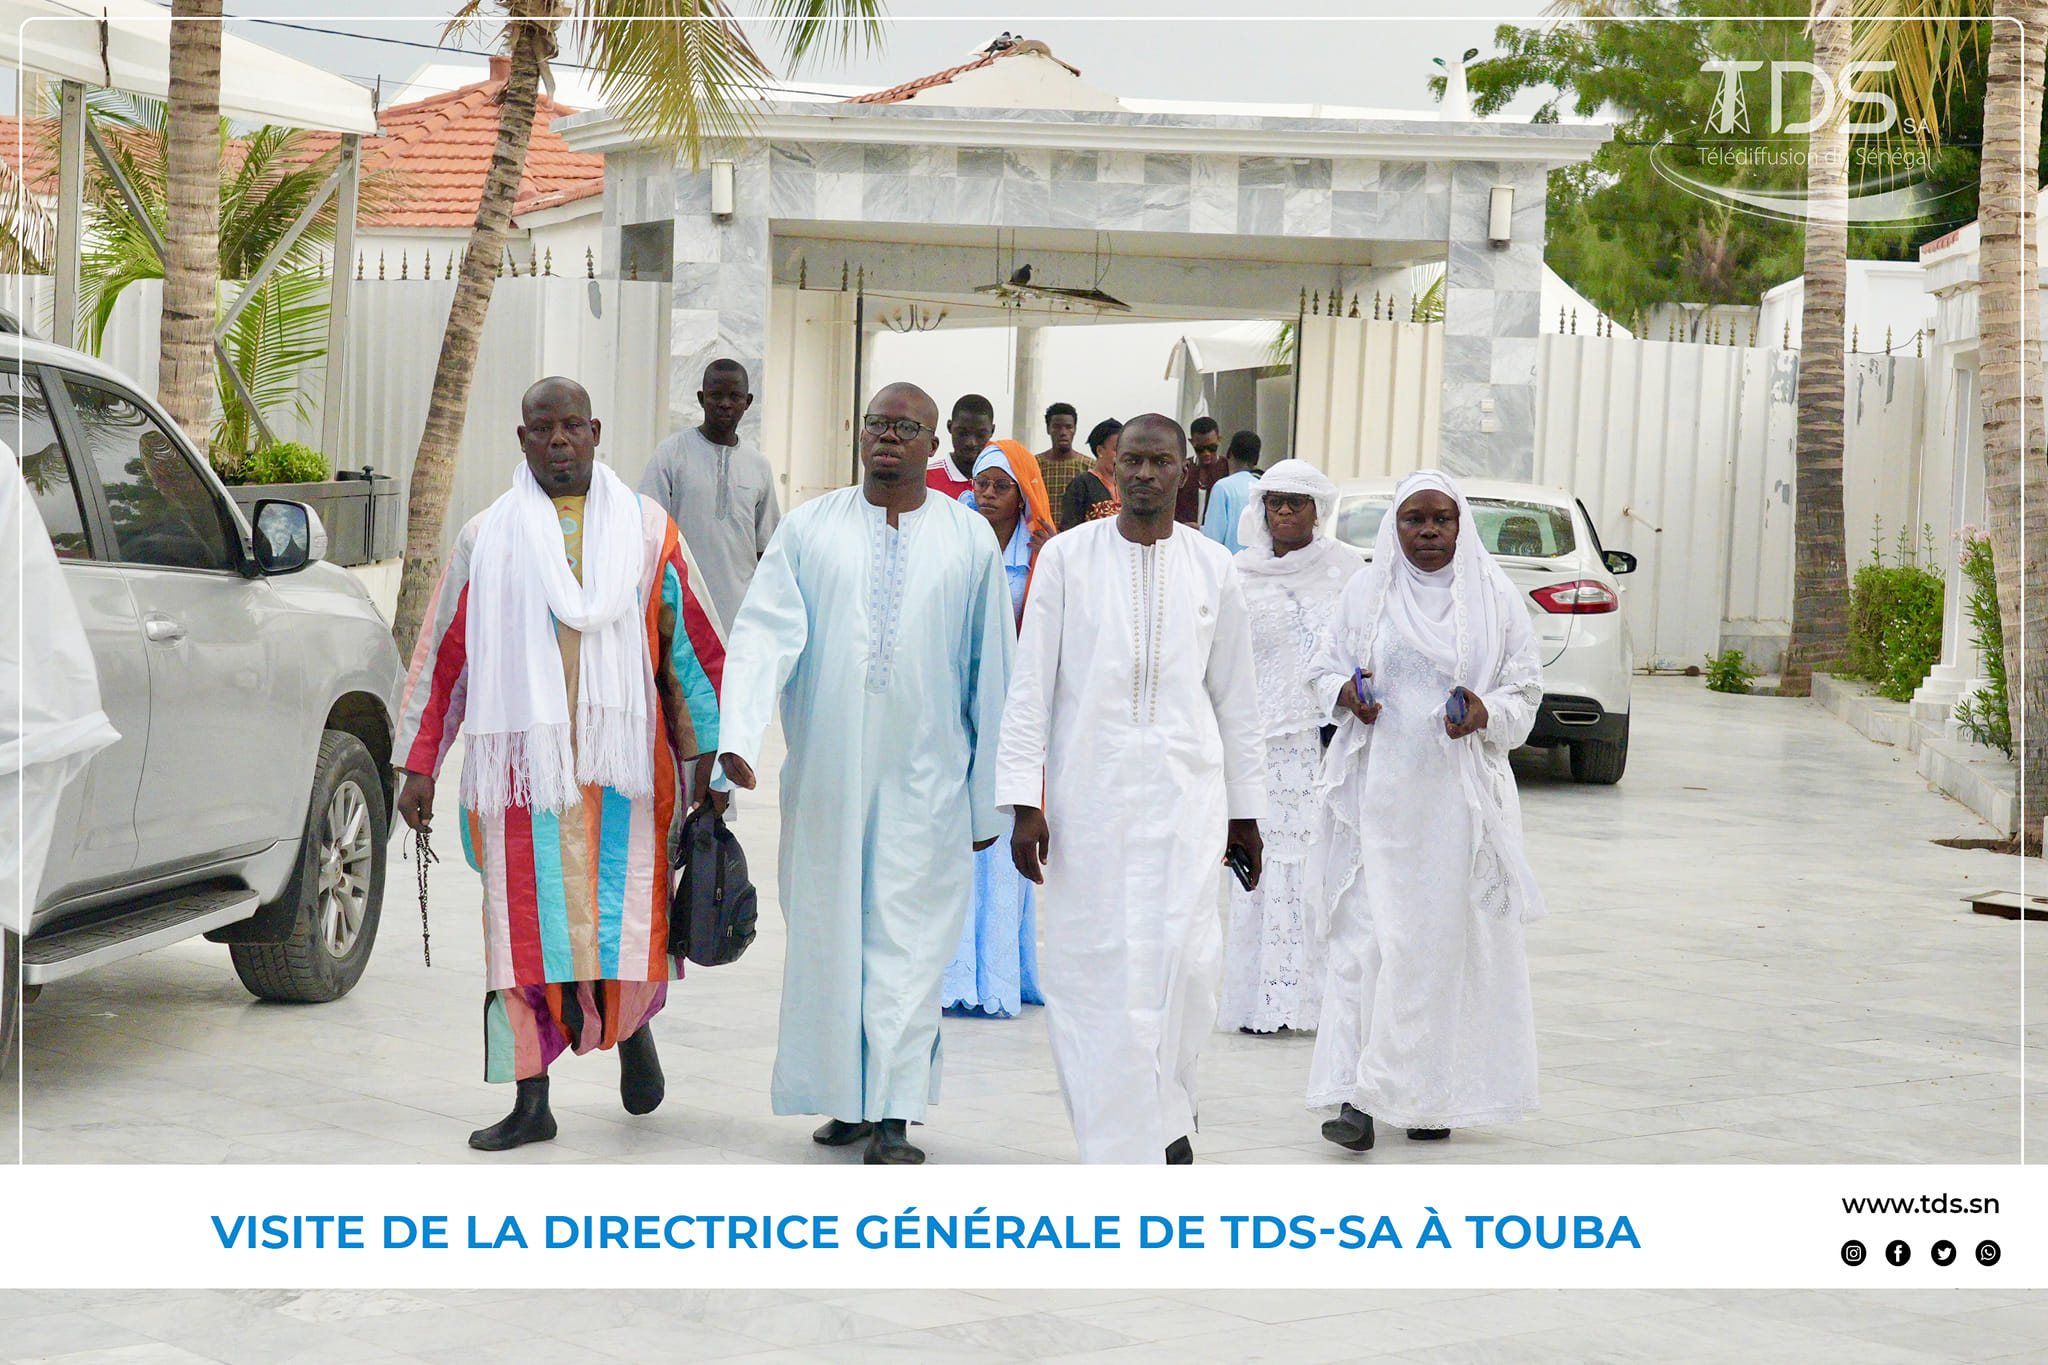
[1224,843,1255,892]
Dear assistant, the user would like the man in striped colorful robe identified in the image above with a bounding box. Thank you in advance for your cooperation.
[394,377,725,1152]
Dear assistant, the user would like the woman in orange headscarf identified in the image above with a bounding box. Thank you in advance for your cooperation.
[944,438,1051,1016]
[960,438,1055,624]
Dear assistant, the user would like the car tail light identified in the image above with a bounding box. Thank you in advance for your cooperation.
[1530,579,1618,614]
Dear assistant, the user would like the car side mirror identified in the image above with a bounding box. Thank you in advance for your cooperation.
[253,499,327,575]
[1603,549,1637,575]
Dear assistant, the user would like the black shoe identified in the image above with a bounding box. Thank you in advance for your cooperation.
[1320,1103,1375,1152]
[1407,1128,1451,1141]
[1239,1026,1275,1036]
[469,1076,557,1151]
[812,1118,873,1146]
[619,1025,664,1116]
[863,1119,925,1164]
[1164,1136,1194,1165]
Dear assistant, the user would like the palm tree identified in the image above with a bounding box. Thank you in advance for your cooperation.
[1853,0,2044,845]
[67,93,378,470]
[389,1,885,655]
[1974,1,2046,845]
[161,0,225,448]
[1781,4,1852,695]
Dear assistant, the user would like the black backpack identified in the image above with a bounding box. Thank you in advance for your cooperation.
[668,804,758,967]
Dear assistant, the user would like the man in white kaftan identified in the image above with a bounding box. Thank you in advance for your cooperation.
[999,414,1267,1164]
[715,382,1013,1165]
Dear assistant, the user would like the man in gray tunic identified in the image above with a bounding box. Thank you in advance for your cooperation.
[639,359,781,630]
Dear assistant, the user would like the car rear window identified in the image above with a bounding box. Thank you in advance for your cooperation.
[1335,495,1577,559]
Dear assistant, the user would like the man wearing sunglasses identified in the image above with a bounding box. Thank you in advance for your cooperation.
[714,382,1015,1165]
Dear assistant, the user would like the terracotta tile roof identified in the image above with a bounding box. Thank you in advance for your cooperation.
[0,65,603,229]
[0,117,59,193]
[846,38,1083,106]
[298,60,605,229]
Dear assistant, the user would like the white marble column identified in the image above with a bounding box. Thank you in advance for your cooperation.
[1011,322,1044,447]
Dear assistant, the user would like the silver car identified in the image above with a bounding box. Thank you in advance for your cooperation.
[1333,477,1637,784]
[4,333,403,1049]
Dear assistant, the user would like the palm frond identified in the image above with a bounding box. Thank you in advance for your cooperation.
[0,157,54,272]
[1847,0,1983,150]
[216,264,331,457]
[576,0,773,160]
[752,0,886,68]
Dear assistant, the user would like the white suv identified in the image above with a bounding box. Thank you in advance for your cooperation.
[1332,477,1636,784]
[4,334,404,1067]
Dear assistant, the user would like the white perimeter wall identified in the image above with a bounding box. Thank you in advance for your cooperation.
[5,274,673,551]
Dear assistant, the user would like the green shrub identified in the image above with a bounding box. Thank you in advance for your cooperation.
[1954,530,2011,756]
[1704,648,1757,695]
[240,441,330,485]
[1845,518,1944,701]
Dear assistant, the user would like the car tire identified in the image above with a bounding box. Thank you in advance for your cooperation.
[1,929,18,1080]
[231,730,386,1004]
[1569,715,1629,785]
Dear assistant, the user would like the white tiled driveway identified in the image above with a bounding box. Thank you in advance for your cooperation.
[19,678,2045,1165]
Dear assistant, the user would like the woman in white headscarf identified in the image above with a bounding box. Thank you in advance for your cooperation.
[1218,459,1365,1035]
[1306,469,1546,1151]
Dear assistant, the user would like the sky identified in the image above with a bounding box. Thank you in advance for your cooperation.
[174,2,1555,115]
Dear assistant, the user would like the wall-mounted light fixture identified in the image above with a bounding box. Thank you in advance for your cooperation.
[711,160,736,217]
[1487,185,1514,248]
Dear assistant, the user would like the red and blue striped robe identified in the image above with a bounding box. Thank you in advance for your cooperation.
[395,496,724,1080]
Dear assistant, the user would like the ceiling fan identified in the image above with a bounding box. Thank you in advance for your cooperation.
[973,231,1130,313]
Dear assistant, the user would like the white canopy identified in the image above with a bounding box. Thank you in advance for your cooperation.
[1,0,378,134]
[1163,320,1286,380]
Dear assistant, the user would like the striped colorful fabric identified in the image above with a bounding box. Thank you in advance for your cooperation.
[485,980,669,1083]
[396,494,725,1029]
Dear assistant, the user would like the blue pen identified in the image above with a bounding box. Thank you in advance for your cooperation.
[1353,666,1373,709]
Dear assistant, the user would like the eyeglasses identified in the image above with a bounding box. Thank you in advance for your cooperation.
[862,415,935,440]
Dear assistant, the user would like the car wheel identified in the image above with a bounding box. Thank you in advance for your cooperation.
[1569,714,1629,785]
[231,730,386,1003]
[1,929,18,1080]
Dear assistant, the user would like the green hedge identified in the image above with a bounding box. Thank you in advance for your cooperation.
[1846,520,1944,702]
[239,441,331,485]
[1954,530,2011,756]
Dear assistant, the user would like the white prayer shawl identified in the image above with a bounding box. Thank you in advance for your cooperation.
[996,519,1267,1163]
[1314,469,1545,926]
[1232,459,1366,741]
[2,443,120,931]
[463,459,653,816]
[1221,461,1364,1032]
[1305,469,1545,1127]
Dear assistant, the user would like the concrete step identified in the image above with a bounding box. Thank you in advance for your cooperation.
[1813,673,2017,834]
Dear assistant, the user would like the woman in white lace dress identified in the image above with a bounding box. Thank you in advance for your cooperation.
[1307,469,1546,1151]
[1218,460,1365,1034]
